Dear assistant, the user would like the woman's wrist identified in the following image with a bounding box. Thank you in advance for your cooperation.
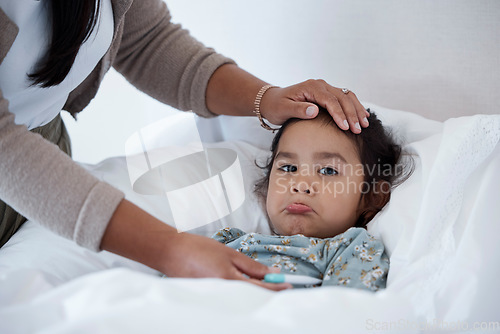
[252,84,280,132]
[206,63,268,117]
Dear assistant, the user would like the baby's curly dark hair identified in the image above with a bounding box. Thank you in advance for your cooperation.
[254,107,413,228]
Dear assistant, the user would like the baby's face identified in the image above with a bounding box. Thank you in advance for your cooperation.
[266,118,365,238]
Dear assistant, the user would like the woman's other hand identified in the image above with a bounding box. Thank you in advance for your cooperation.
[260,80,370,134]
[101,200,291,291]
[161,231,292,291]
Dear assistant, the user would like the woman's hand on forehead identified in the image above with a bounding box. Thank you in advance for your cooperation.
[259,79,370,134]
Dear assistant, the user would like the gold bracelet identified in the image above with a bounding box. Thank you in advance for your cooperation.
[253,84,280,132]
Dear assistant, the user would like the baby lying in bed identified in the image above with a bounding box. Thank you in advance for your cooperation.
[213,108,411,291]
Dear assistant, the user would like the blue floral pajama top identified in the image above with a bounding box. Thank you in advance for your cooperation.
[212,227,389,291]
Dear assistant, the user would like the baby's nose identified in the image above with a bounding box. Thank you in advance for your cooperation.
[292,181,314,194]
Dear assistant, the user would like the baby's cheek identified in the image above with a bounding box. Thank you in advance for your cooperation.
[265,192,277,218]
[266,192,284,230]
[323,191,360,223]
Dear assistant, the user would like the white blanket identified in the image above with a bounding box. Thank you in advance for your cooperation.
[0,104,499,333]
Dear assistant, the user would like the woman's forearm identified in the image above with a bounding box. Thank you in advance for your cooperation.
[100,199,177,273]
[206,64,268,117]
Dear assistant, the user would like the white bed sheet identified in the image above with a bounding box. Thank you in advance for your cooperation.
[0,104,499,333]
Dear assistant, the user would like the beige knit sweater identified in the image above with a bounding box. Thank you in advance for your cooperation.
[0,0,234,250]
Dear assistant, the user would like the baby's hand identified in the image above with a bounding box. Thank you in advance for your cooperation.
[259,80,370,134]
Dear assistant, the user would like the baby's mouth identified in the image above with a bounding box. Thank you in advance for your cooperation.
[285,203,313,214]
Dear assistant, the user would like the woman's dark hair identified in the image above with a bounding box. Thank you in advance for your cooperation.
[28,0,102,87]
[255,107,414,228]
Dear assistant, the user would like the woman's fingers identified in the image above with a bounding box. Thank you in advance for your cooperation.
[343,89,370,128]
[232,251,279,279]
[230,248,292,291]
[243,276,293,291]
[231,269,291,291]
[304,80,365,133]
[317,86,359,132]
[329,88,369,133]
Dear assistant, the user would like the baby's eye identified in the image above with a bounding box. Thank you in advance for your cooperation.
[278,164,298,173]
[318,167,338,176]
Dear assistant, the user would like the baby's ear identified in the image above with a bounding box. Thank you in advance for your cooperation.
[358,181,391,225]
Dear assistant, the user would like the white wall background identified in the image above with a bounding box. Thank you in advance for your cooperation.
[62,0,500,164]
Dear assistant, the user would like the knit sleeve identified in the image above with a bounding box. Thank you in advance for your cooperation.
[112,0,235,118]
[0,89,125,251]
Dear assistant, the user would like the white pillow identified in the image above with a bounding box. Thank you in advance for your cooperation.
[196,115,276,151]
[0,219,158,290]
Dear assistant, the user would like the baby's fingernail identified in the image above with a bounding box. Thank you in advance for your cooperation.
[355,122,361,130]
[269,267,280,273]
[343,120,349,129]
[306,106,316,117]
[363,117,369,125]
